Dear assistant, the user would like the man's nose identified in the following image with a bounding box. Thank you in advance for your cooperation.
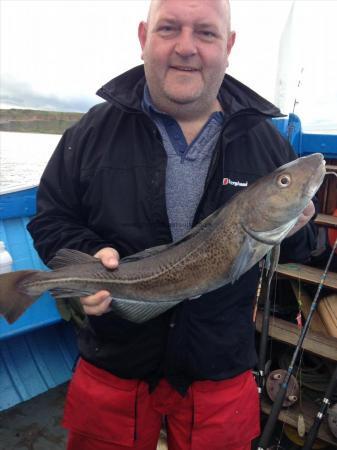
[175,29,197,57]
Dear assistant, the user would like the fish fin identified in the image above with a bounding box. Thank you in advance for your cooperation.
[0,270,41,323]
[109,297,181,323]
[49,287,93,298]
[227,237,254,283]
[242,218,297,245]
[121,208,223,264]
[172,209,221,244]
[169,206,225,248]
[120,244,170,263]
[48,249,99,269]
[228,236,272,284]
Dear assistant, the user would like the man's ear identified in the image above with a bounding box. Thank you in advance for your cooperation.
[138,21,148,59]
[227,31,236,56]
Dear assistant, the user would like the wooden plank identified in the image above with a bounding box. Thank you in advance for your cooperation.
[261,396,337,447]
[276,263,337,290]
[255,311,337,361]
[319,294,337,338]
[326,164,337,172]
[315,213,337,228]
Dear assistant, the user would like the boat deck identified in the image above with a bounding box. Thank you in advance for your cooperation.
[0,383,68,450]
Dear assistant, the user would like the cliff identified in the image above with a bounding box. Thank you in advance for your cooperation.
[0,109,83,134]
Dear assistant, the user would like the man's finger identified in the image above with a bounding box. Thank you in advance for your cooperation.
[286,201,316,238]
[83,297,112,316]
[80,290,112,316]
[94,247,120,269]
[302,201,315,218]
[101,253,119,269]
[80,290,111,306]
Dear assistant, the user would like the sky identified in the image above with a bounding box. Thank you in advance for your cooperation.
[1,0,337,132]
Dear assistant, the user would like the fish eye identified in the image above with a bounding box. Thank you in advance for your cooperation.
[277,174,291,188]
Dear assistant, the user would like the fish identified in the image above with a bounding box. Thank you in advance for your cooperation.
[0,153,326,324]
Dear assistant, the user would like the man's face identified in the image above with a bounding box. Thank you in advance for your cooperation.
[138,0,235,114]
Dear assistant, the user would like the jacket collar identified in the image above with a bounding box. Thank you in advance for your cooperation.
[96,64,283,126]
[96,65,147,113]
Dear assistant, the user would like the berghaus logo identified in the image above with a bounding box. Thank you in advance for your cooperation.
[222,178,248,187]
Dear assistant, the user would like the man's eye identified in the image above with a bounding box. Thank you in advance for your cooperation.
[158,26,176,35]
[199,31,216,40]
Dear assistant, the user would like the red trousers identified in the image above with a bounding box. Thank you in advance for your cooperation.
[63,359,260,450]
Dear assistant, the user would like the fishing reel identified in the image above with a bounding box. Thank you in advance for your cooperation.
[266,369,299,407]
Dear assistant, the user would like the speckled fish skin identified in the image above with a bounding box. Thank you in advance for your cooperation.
[0,153,326,324]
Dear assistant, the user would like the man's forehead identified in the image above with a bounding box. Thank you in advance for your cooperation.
[148,0,230,23]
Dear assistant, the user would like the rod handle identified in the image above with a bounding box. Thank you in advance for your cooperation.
[258,383,287,449]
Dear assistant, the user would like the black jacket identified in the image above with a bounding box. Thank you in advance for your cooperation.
[28,65,317,393]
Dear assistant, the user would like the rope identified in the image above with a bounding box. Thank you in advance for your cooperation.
[278,351,332,393]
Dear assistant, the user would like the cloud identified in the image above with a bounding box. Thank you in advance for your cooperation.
[0,77,99,112]
[0,1,147,113]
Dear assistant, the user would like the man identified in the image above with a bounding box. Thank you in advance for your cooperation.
[28,1,316,449]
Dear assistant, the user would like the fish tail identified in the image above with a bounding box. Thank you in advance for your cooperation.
[0,270,42,324]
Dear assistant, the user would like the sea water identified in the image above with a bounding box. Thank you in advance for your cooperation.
[0,131,61,193]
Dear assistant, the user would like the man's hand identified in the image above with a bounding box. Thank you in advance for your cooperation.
[286,200,315,238]
[80,247,119,316]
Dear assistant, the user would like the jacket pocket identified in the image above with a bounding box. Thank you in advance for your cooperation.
[63,358,138,446]
[191,371,260,448]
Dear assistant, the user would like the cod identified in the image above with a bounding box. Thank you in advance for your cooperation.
[0,153,325,324]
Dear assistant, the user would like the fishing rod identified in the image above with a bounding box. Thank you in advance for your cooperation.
[256,245,280,394]
[257,237,337,449]
[302,364,337,449]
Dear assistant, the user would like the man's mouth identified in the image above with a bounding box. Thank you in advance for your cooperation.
[170,65,199,72]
